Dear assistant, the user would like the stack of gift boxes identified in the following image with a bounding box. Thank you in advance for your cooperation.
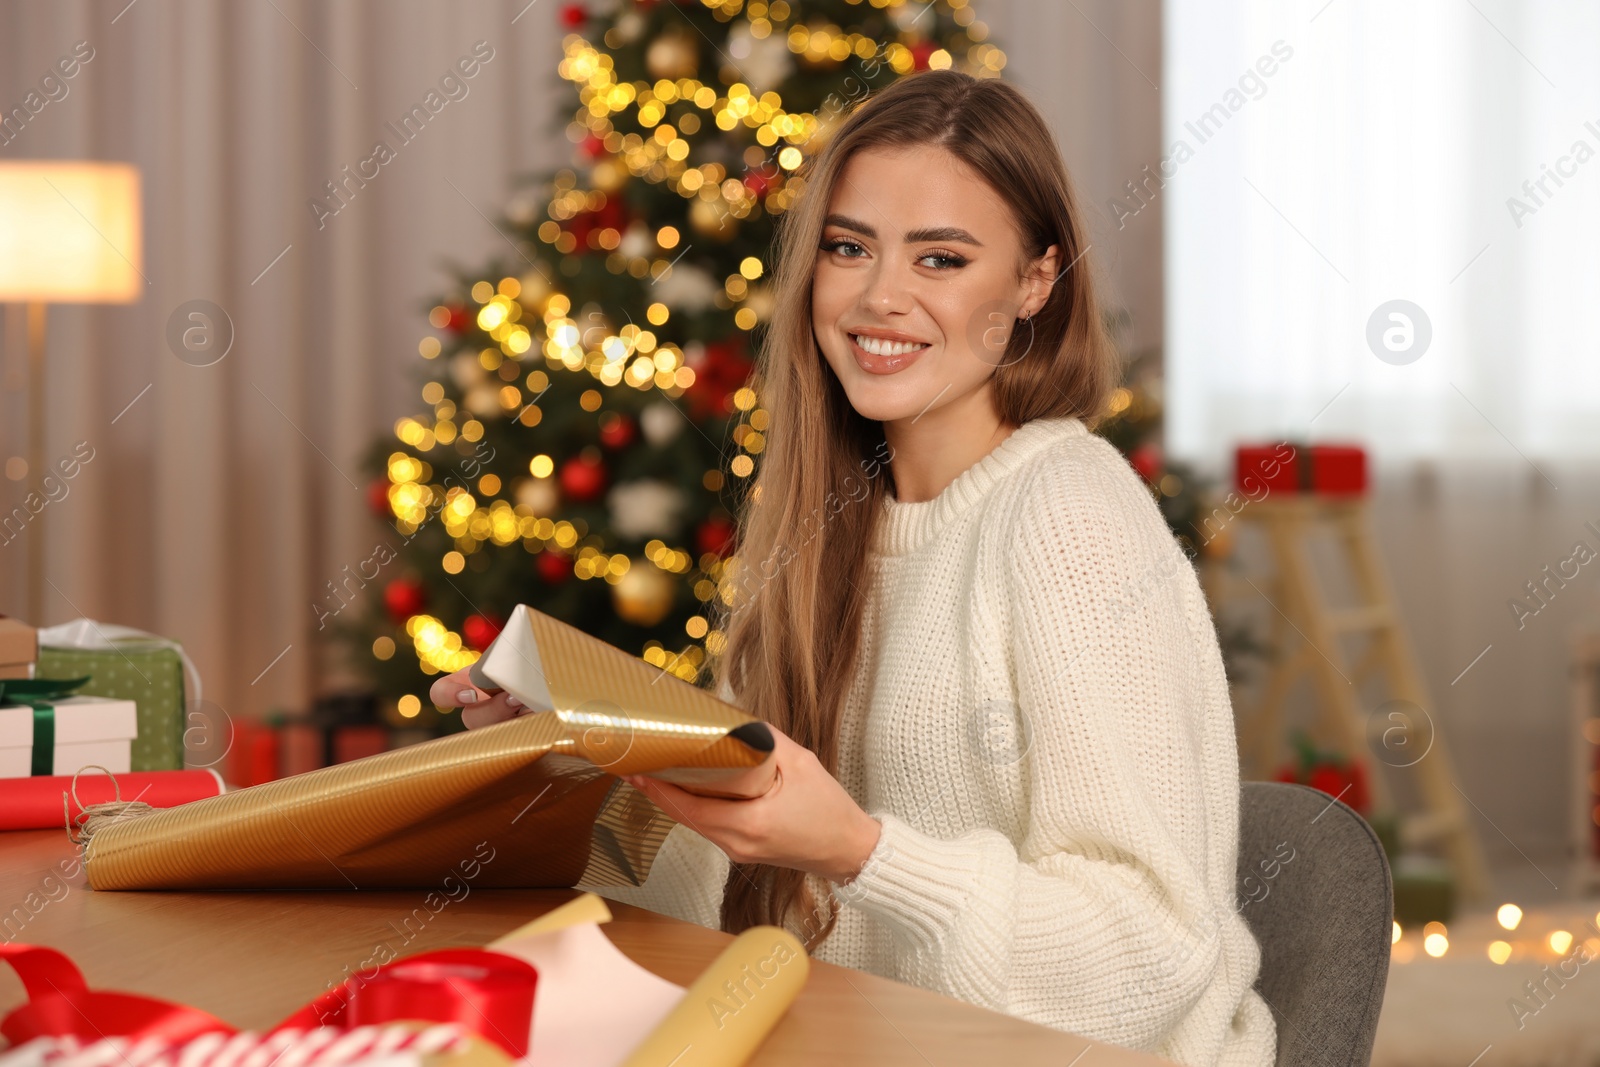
[0,615,178,777]
[2,616,408,788]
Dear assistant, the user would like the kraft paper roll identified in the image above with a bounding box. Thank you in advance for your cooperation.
[619,926,809,1067]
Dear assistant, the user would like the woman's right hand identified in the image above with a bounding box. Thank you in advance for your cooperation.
[428,666,526,730]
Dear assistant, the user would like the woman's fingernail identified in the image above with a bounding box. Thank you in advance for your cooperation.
[458,688,479,704]
[506,696,524,708]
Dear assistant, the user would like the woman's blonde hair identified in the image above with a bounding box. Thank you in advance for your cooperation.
[710,68,1118,950]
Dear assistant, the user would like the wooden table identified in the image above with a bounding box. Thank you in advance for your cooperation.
[0,829,1172,1066]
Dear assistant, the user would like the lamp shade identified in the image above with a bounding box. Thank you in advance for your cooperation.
[0,161,142,303]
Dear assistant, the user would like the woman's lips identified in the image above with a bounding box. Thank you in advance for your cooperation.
[848,332,931,375]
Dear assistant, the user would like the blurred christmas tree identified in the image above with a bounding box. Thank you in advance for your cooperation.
[1093,312,1267,686]
[328,0,1007,731]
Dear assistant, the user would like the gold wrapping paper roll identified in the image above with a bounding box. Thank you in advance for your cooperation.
[619,926,809,1067]
[83,608,776,891]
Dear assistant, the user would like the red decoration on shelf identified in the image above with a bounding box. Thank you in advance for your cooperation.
[366,479,393,518]
[382,577,428,624]
[684,336,754,419]
[536,549,571,584]
[598,412,637,450]
[560,2,587,28]
[1273,729,1371,817]
[558,454,608,502]
[696,516,738,558]
[462,613,504,651]
[1235,441,1367,497]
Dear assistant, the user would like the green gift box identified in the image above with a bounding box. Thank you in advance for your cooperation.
[35,627,193,771]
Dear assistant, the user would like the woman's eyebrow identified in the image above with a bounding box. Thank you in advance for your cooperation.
[823,213,985,247]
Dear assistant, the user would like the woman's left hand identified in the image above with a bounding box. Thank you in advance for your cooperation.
[621,724,882,885]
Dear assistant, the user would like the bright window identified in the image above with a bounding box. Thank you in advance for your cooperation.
[1164,0,1600,473]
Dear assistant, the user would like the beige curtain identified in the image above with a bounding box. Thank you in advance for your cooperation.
[0,0,568,721]
[985,0,1165,357]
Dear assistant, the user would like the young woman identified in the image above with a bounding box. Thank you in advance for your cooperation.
[434,70,1276,1067]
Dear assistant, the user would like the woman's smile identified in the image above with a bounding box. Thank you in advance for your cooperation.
[847,329,933,375]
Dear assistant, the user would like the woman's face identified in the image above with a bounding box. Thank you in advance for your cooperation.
[811,143,1059,426]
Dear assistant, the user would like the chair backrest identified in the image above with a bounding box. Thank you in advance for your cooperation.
[1236,781,1393,1067]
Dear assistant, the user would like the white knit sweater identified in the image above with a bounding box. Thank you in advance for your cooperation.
[582,415,1277,1067]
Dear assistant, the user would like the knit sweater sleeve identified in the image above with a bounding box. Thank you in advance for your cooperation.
[833,444,1232,1052]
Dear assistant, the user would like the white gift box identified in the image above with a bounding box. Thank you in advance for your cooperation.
[0,695,139,778]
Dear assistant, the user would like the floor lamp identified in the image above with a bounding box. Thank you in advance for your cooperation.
[0,161,143,625]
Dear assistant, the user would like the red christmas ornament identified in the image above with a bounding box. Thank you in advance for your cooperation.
[910,40,937,71]
[683,336,754,419]
[558,454,608,502]
[383,578,427,624]
[560,3,587,28]
[696,516,738,558]
[367,479,392,519]
[598,412,637,450]
[445,303,471,333]
[461,613,504,651]
[579,133,606,161]
[1129,441,1162,484]
[742,171,771,199]
[537,549,571,584]
[567,198,630,253]
[1273,731,1371,816]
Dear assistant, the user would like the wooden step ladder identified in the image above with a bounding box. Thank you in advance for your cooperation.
[1207,494,1490,903]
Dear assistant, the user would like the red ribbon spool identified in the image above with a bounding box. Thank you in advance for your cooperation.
[2,942,539,1060]
[309,950,538,1057]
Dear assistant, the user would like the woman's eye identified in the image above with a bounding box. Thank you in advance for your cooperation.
[821,237,866,258]
[919,251,967,270]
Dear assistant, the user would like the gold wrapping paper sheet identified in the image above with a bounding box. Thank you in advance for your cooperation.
[619,925,808,1067]
[476,605,777,799]
[82,673,773,892]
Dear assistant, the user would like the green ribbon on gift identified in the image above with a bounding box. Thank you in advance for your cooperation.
[0,676,92,777]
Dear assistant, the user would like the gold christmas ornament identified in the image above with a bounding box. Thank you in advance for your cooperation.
[689,197,737,241]
[518,268,552,310]
[612,560,676,627]
[592,159,626,193]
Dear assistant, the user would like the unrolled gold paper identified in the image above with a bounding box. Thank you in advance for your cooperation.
[83,605,774,891]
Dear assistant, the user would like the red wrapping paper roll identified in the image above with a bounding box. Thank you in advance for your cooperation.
[0,769,225,831]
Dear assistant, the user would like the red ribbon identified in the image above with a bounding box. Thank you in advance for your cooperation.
[277,949,538,1056]
[0,942,538,1059]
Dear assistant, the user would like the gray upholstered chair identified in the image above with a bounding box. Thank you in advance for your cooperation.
[1236,781,1393,1067]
